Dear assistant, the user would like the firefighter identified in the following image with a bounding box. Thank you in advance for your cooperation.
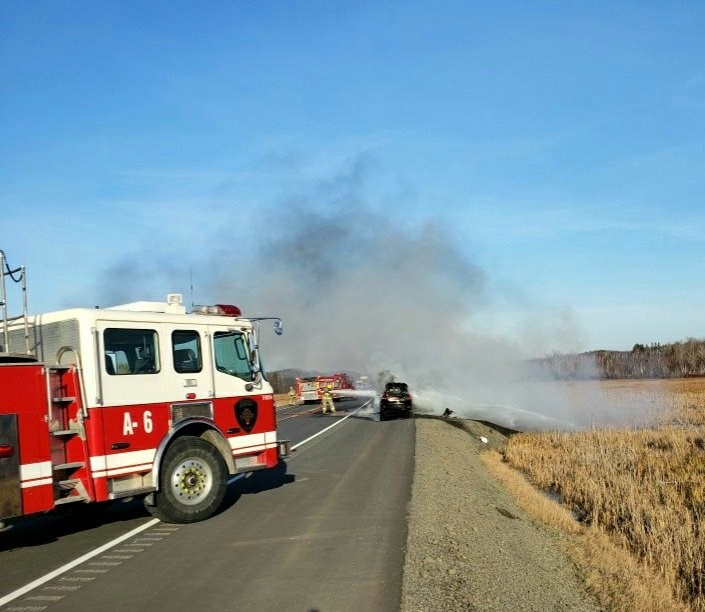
[288,386,296,406]
[321,384,336,414]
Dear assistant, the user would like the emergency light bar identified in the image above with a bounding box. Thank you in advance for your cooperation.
[191,304,242,317]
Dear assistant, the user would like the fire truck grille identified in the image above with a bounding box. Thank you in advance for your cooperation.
[171,402,213,424]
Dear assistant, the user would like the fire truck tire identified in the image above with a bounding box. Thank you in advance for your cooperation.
[149,436,227,524]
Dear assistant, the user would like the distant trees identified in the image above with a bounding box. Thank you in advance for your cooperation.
[531,338,705,380]
[266,369,305,394]
[269,339,705,387]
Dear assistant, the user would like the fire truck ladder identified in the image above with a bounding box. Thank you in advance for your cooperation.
[0,250,30,356]
[48,365,90,505]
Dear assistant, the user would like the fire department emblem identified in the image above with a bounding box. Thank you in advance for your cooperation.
[235,399,258,433]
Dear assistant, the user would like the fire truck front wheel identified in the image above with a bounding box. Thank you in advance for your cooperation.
[149,436,227,524]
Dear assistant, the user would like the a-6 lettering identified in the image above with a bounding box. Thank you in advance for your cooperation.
[143,410,153,433]
[122,411,154,435]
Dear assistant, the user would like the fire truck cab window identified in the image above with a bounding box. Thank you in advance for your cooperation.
[214,332,253,381]
[172,330,202,373]
[104,329,160,375]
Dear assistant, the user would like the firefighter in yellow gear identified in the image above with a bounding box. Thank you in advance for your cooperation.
[288,386,296,406]
[321,384,336,414]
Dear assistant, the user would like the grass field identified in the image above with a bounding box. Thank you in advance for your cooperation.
[274,392,290,408]
[496,378,705,611]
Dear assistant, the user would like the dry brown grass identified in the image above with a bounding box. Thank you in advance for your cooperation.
[274,393,291,408]
[496,378,705,611]
[482,450,685,612]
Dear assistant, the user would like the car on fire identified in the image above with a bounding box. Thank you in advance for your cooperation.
[379,381,413,420]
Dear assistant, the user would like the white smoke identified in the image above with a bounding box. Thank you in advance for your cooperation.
[201,159,626,431]
[97,157,651,431]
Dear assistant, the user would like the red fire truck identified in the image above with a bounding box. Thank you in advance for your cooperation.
[317,372,355,400]
[0,251,289,527]
[295,372,355,403]
[295,377,320,404]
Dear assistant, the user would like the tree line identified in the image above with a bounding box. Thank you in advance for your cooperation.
[267,369,306,394]
[268,339,705,387]
[531,338,705,380]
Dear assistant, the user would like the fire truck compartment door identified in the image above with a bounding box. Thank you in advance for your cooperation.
[98,322,168,407]
[0,414,21,520]
[165,325,213,400]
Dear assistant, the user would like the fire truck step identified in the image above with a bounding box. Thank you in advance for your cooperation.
[54,494,89,505]
[53,462,85,471]
[51,396,76,403]
[51,429,80,436]
[54,478,90,504]
[49,365,72,371]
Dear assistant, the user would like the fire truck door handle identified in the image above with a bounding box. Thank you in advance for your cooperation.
[227,427,241,434]
[111,442,130,450]
[0,444,13,458]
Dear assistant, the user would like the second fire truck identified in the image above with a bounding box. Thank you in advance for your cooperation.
[0,251,289,527]
[295,372,355,403]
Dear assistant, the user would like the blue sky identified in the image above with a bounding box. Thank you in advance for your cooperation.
[2,1,704,353]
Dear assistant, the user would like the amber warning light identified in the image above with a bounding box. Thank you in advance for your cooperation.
[191,304,242,317]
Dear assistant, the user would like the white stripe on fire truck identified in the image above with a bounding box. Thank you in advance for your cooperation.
[20,478,53,489]
[99,463,155,478]
[87,432,280,476]
[228,431,278,451]
[19,462,53,488]
[230,443,279,455]
[90,449,156,474]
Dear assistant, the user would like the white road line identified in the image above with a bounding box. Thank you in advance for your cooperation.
[0,399,371,608]
[0,518,160,608]
[290,399,370,451]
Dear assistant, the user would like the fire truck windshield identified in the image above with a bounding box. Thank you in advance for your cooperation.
[214,331,254,381]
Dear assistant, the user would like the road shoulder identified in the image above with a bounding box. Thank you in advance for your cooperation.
[401,418,601,612]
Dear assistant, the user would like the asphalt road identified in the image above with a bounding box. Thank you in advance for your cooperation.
[0,397,415,611]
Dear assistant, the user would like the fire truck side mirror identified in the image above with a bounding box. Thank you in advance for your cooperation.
[273,319,283,336]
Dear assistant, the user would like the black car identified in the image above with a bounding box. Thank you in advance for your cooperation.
[379,382,412,420]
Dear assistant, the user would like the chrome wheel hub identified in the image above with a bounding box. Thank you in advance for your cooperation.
[170,458,213,505]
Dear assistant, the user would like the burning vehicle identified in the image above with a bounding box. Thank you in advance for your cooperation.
[379,381,413,421]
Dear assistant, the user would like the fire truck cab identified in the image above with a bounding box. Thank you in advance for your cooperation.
[0,252,288,526]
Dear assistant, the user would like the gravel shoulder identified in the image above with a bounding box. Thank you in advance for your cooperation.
[401,417,602,612]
